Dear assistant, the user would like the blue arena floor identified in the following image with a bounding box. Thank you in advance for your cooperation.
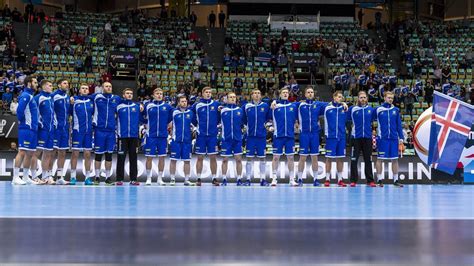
[0,182,473,265]
[0,182,472,219]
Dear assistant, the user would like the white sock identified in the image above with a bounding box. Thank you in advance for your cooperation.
[185,176,190,182]
[393,173,399,182]
[86,170,91,178]
[13,167,19,178]
[337,172,343,182]
[105,169,112,178]
[146,170,152,179]
[297,172,303,181]
[237,175,242,180]
[95,169,100,178]
[197,173,202,180]
[158,171,163,182]
[313,171,318,180]
[30,169,36,179]
[377,174,382,182]
[246,161,253,179]
[259,161,266,180]
[325,172,330,181]
[272,170,277,180]
[211,175,216,180]
[57,168,63,178]
[171,174,175,180]
[289,170,294,180]
[71,170,77,179]
[222,175,227,180]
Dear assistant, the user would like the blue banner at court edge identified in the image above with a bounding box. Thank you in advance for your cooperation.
[427,91,474,174]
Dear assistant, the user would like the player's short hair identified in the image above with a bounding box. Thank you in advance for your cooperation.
[122,88,133,95]
[279,87,289,94]
[227,91,236,97]
[304,86,315,94]
[79,83,89,88]
[153,88,163,94]
[251,89,261,95]
[384,91,394,97]
[57,78,69,85]
[358,90,367,97]
[202,86,212,94]
[102,81,112,87]
[24,76,36,86]
[333,90,343,97]
[40,79,52,88]
[177,95,187,102]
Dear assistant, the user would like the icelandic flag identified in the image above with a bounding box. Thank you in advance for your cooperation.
[255,52,272,62]
[427,91,474,174]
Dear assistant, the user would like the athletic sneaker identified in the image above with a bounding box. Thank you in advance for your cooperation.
[212,178,220,186]
[367,182,376,187]
[377,180,384,187]
[393,180,404,187]
[84,177,94,186]
[56,178,68,185]
[244,180,251,186]
[260,179,269,186]
[157,179,166,186]
[184,180,195,186]
[196,178,202,186]
[236,179,243,186]
[12,176,26,185]
[350,182,357,187]
[313,180,320,187]
[105,178,115,186]
[23,176,38,185]
[324,180,330,187]
[130,181,140,186]
[169,179,176,186]
[145,178,152,186]
[297,178,303,186]
[289,179,299,187]
[116,181,124,186]
[337,180,347,187]
[69,177,77,185]
[93,177,100,185]
[45,177,56,185]
[270,179,278,186]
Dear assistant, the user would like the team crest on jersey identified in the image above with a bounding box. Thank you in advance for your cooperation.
[162,107,166,110]
[237,112,241,115]
[393,110,396,114]
[368,110,371,113]
[260,108,265,112]
[132,108,136,112]
[186,114,190,118]
[289,107,293,111]
[211,106,215,110]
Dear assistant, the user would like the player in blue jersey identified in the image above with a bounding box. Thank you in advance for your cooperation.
[269,87,298,186]
[191,87,221,186]
[31,80,56,184]
[374,91,405,187]
[219,92,246,186]
[116,88,143,186]
[348,91,376,187]
[91,82,122,185]
[243,89,271,186]
[169,95,195,186]
[323,91,348,187]
[295,86,328,186]
[51,79,70,185]
[70,84,94,185]
[12,76,39,185]
[143,88,173,186]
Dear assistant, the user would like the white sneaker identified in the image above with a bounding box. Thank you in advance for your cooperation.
[23,176,38,185]
[45,177,56,185]
[145,177,152,186]
[157,179,166,186]
[184,180,195,186]
[169,178,176,186]
[289,179,299,187]
[56,178,67,185]
[12,176,26,185]
[271,178,278,186]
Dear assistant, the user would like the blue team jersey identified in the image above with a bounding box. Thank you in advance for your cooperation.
[348,104,374,138]
[171,108,194,143]
[72,96,94,134]
[17,88,39,131]
[296,99,327,134]
[220,104,246,141]
[91,93,122,131]
[243,101,271,138]
[116,100,141,138]
[34,91,55,132]
[191,98,221,137]
[52,89,70,131]
[323,101,347,140]
[143,100,173,138]
[272,100,298,138]
[375,103,404,140]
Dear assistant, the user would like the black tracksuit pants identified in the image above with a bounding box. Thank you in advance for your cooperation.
[116,138,138,182]
[350,138,374,183]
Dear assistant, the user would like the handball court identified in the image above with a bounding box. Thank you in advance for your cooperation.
[0,182,472,265]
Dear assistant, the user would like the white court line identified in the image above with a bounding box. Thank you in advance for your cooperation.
[0,216,472,220]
